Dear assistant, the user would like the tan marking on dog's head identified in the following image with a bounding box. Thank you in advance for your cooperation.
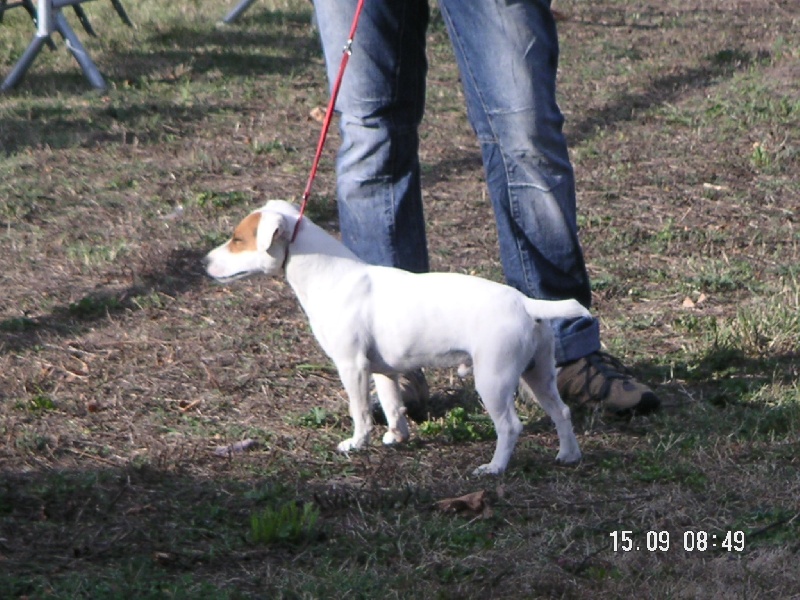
[227,212,262,254]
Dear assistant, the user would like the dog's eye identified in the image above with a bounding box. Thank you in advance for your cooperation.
[231,237,242,245]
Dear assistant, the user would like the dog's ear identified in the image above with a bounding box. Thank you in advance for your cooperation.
[256,211,290,253]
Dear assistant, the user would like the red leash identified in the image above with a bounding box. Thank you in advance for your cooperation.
[291,0,367,242]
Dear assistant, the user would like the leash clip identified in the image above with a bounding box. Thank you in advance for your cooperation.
[343,38,354,56]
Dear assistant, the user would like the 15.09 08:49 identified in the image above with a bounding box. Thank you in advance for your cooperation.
[609,530,745,552]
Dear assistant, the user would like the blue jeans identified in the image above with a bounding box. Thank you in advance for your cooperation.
[313,0,600,364]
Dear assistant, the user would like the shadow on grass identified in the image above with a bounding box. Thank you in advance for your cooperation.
[0,465,282,597]
[629,347,800,440]
[0,100,238,154]
[0,246,208,356]
[1,399,798,598]
[105,9,320,82]
[566,48,771,147]
[1,9,320,155]
[0,459,436,598]
[423,47,769,184]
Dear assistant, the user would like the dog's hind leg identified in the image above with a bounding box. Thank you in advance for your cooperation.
[520,357,582,464]
[472,364,523,476]
[336,360,372,453]
[373,374,410,445]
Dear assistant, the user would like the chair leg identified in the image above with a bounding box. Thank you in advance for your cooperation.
[223,0,258,24]
[1,32,48,91]
[54,10,106,89]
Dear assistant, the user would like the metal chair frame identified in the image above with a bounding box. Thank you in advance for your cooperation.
[1,0,132,91]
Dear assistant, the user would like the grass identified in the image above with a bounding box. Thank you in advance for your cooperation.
[249,500,320,545]
[418,406,497,443]
[1,0,799,597]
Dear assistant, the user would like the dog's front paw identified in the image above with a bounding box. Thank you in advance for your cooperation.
[337,437,367,453]
[556,449,582,464]
[382,427,409,446]
[472,462,505,477]
[382,414,409,446]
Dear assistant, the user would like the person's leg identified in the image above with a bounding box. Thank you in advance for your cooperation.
[313,0,430,273]
[437,0,658,413]
[314,0,432,421]
[436,0,597,364]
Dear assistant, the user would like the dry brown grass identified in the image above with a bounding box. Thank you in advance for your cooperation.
[1,0,799,597]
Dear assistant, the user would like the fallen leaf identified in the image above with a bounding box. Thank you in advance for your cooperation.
[309,106,326,123]
[436,490,492,518]
[682,296,695,308]
[153,552,174,565]
[179,399,202,412]
[162,205,185,221]
[214,439,259,457]
[702,182,729,191]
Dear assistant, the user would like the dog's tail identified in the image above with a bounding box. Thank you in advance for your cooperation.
[523,298,591,321]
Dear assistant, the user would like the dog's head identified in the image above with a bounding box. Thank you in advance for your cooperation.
[203,201,297,283]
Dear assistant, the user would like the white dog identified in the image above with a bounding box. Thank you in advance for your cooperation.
[204,201,586,475]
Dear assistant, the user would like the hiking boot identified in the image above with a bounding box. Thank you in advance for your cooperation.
[557,351,660,415]
[371,369,430,425]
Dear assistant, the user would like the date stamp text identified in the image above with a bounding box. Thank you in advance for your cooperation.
[609,530,745,552]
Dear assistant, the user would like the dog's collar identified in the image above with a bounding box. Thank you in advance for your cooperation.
[281,243,291,272]
[280,218,301,271]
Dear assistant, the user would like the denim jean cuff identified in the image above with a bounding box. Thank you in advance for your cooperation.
[554,317,601,366]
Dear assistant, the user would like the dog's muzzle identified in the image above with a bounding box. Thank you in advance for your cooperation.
[202,255,252,284]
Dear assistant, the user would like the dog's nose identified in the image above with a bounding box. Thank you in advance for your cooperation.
[201,254,211,270]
